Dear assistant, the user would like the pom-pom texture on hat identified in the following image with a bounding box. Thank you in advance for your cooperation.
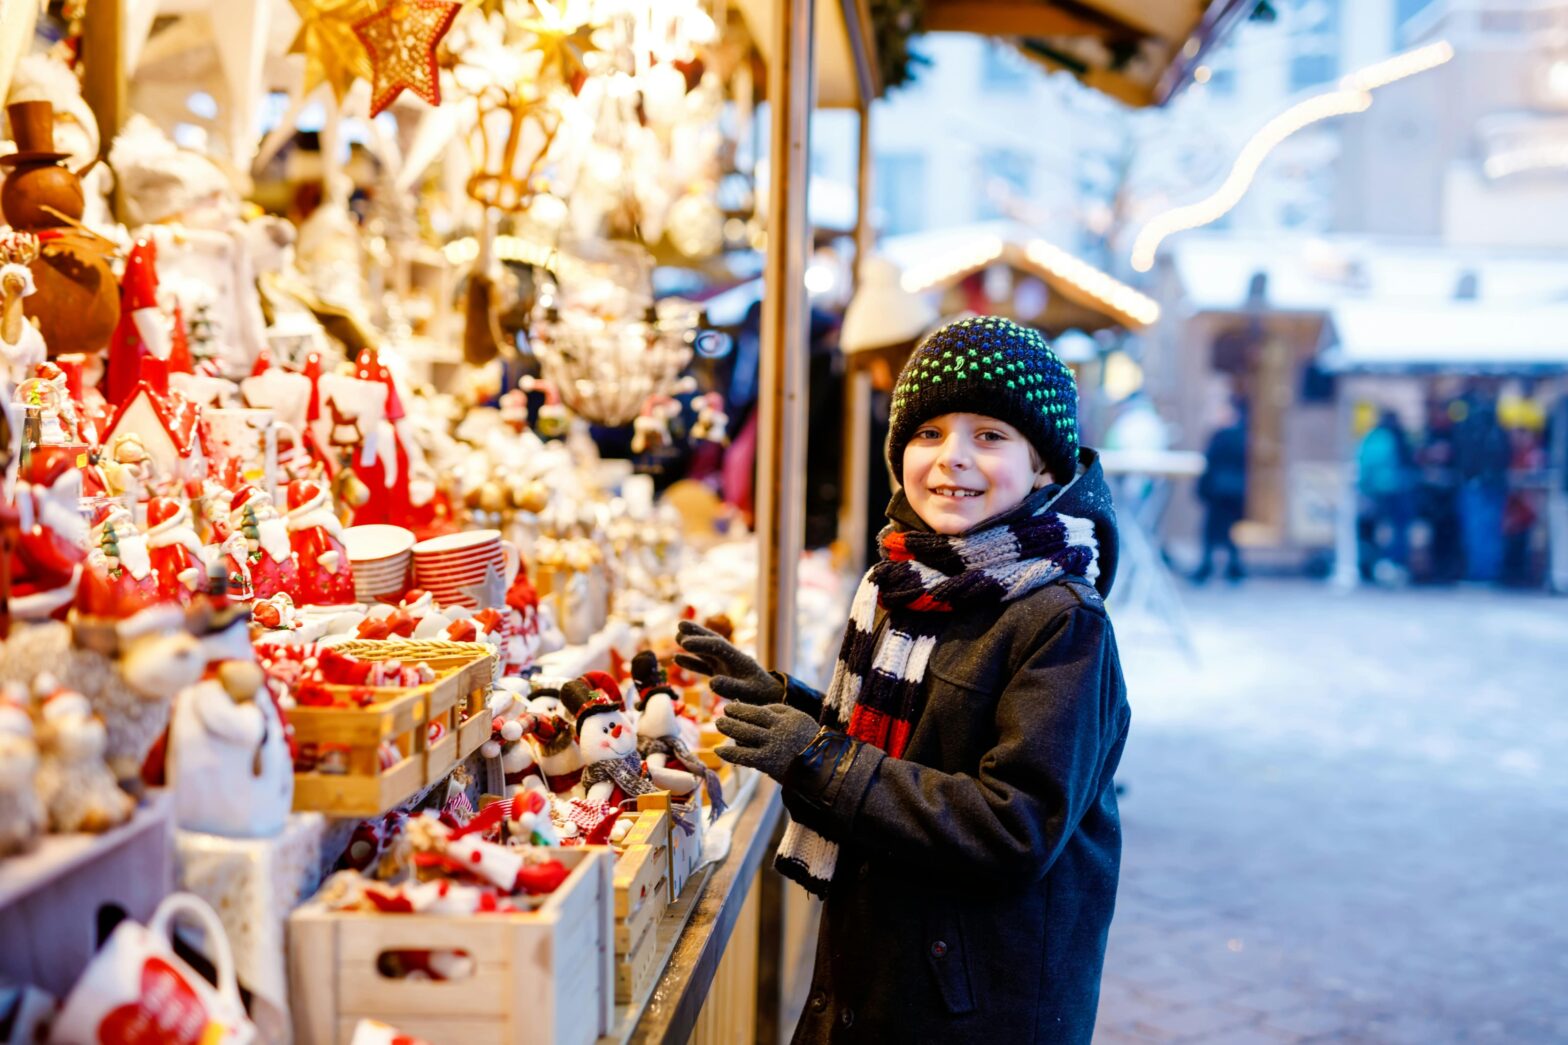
[888,316,1079,484]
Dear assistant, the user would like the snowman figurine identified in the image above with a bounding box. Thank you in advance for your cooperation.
[560,677,658,808]
[632,651,725,822]
[526,683,584,795]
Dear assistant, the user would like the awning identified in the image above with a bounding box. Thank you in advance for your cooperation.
[736,0,1252,109]
[1319,301,1568,373]
[881,223,1161,330]
[926,0,1255,108]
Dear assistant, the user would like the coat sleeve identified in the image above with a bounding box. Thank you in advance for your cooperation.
[781,601,1127,886]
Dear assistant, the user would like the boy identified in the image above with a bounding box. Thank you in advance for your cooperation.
[679,317,1129,1043]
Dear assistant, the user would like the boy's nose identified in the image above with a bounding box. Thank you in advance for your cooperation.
[936,438,972,469]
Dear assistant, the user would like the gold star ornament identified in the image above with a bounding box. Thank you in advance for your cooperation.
[353,0,464,117]
[512,12,601,94]
[289,0,378,103]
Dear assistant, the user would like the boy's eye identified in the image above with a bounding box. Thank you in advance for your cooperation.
[977,430,1007,441]
[913,428,940,440]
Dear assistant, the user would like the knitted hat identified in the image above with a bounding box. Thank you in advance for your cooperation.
[887,316,1079,483]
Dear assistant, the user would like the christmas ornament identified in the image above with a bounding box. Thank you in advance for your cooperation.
[511,9,601,94]
[353,0,463,118]
[287,0,377,103]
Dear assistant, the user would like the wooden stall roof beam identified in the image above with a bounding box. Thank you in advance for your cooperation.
[924,0,1256,108]
[732,0,877,109]
[754,0,815,672]
[80,0,127,221]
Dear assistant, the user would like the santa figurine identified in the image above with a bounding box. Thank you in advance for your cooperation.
[501,563,544,675]
[144,496,204,605]
[7,448,89,622]
[285,478,355,606]
[76,507,162,618]
[632,650,724,821]
[228,485,298,600]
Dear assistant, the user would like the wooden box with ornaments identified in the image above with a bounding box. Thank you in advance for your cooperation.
[270,642,495,818]
[289,844,614,1045]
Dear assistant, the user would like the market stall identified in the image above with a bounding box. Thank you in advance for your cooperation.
[0,0,1243,1040]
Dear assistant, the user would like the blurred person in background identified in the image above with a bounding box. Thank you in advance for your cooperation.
[1502,414,1546,587]
[1415,399,1462,583]
[1192,397,1247,584]
[1453,393,1511,582]
[1357,408,1416,585]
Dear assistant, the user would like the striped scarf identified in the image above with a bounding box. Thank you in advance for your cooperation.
[774,502,1099,896]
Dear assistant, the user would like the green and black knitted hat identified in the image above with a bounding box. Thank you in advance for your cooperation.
[888,316,1079,483]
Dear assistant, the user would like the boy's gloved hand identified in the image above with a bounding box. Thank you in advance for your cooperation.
[713,702,822,781]
[674,620,784,705]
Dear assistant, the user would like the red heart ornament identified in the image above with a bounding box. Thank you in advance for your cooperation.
[96,956,212,1045]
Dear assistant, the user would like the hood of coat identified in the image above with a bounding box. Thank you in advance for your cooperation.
[886,445,1119,599]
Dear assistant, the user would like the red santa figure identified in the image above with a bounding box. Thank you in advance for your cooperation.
[350,346,412,527]
[502,562,544,674]
[145,497,205,606]
[105,239,171,408]
[7,448,90,622]
[228,486,298,601]
[285,478,355,606]
[76,507,163,617]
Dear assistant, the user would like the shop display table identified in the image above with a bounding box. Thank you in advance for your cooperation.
[0,792,174,997]
[174,813,336,1034]
[608,774,784,1044]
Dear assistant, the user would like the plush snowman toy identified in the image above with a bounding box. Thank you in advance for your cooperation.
[631,651,725,822]
[560,678,658,807]
[526,683,584,794]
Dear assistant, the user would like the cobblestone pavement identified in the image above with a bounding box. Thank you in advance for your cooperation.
[1096,580,1568,1044]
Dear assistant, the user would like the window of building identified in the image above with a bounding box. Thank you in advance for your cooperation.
[976,149,1032,220]
[1289,0,1340,90]
[982,42,1030,90]
[876,152,927,235]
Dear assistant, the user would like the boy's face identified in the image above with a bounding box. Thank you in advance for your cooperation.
[902,413,1043,535]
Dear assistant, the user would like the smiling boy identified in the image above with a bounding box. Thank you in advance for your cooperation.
[680,316,1129,1043]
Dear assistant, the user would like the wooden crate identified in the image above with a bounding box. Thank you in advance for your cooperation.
[613,918,659,1005]
[329,641,495,769]
[290,688,429,817]
[636,792,704,899]
[0,792,174,997]
[289,846,613,1045]
[291,645,496,816]
[612,843,666,930]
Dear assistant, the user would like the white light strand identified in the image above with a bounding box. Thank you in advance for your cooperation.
[1023,239,1161,327]
[1130,40,1455,272]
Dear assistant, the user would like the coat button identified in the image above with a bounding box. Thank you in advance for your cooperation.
[930,940,948,959]
[809,991,827,1012]
[840,1008,855,1028]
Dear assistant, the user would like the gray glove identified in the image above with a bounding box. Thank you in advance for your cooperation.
[674,620,785,705]
[713,701,823,781]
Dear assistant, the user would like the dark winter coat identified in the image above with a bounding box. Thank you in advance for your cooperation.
[1198,423,1248,506]
[780,448,1130,1044]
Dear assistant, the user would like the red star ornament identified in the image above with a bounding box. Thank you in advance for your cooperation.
[353,0,462,118]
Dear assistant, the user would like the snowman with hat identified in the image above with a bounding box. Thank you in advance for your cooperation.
[632,650,724,822]
[560,674,659,808]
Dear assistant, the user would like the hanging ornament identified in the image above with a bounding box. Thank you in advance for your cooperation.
[511,9,602,95]
[353,0,463,118]
[288,0,378,103]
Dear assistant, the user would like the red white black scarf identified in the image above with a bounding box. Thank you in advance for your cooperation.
[775,500,1099,896]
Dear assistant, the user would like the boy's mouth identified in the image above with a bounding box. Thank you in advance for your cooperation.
[929,485,983,499]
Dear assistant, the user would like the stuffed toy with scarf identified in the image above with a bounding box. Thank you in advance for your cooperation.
[560,676,657,808]
[631,651,726,822]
